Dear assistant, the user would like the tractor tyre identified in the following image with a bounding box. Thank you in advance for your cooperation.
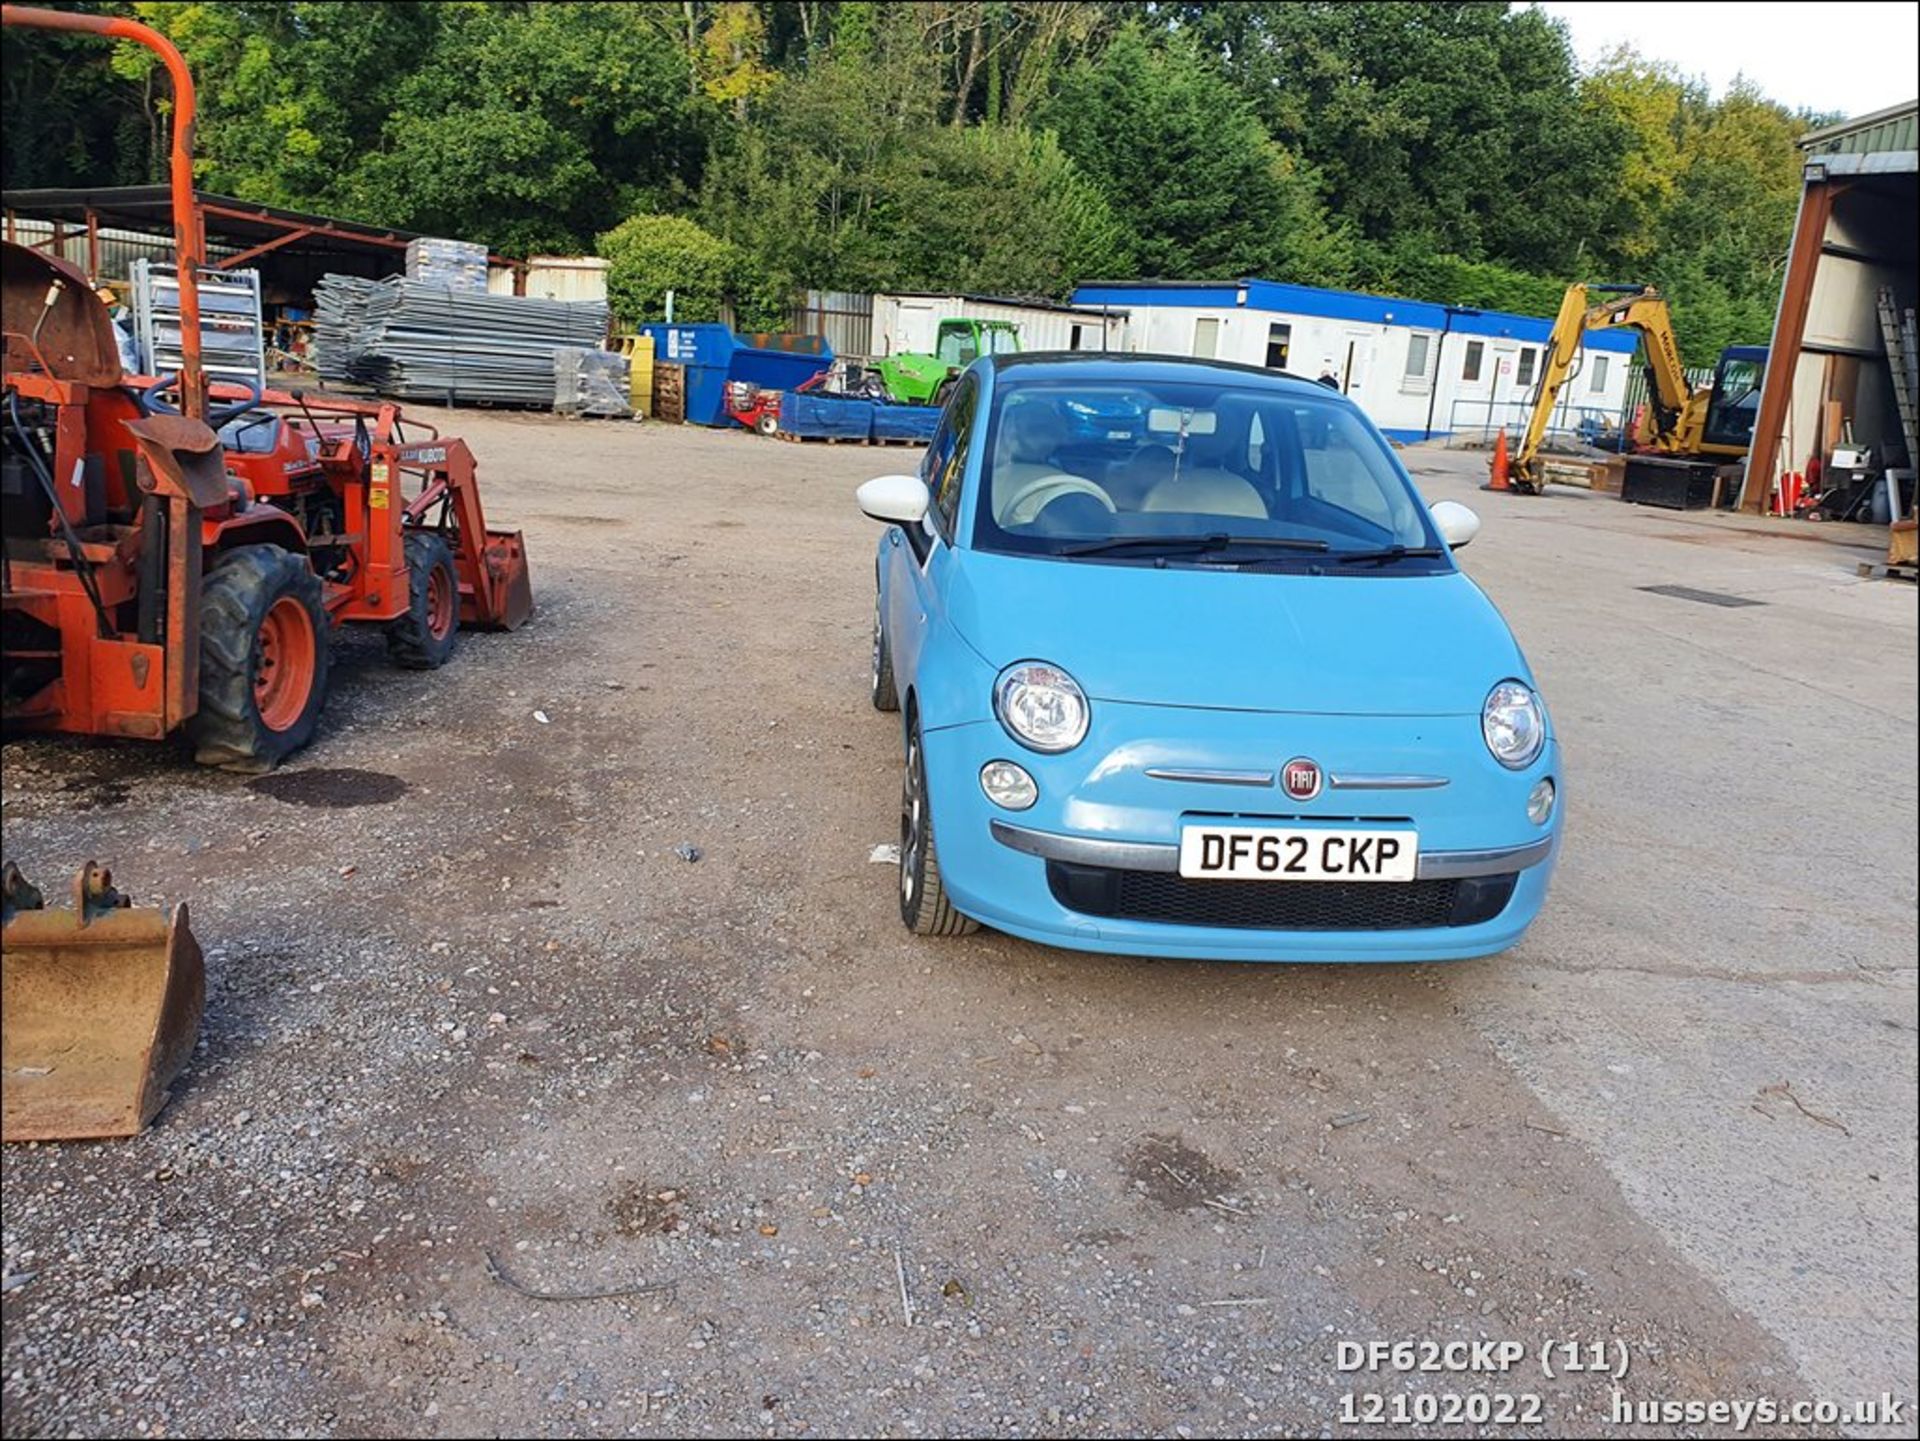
[933,376,958,408]
[386,530,461,670]
[190,544,330,772]
[899,716,977,937]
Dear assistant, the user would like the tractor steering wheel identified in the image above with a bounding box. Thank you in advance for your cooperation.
[136,373,265,427]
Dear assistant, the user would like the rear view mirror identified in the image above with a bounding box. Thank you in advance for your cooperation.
[1430,499,1481,549]
[856,474,930,526]
[1146,407,1218,436]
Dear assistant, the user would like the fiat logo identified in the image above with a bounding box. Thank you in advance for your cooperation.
[1282,757,1322,801]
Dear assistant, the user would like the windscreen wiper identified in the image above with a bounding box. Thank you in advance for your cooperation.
[1331,544,1448,567]
[1061,532,1329,559]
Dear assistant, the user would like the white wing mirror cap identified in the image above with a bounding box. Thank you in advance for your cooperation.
[1431,499,1481,549]
[856,474,931,526]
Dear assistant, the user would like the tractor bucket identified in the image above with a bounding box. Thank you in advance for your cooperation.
[472,529,534,632]
[2,862,204,1143]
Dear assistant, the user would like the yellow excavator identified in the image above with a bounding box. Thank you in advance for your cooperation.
[1501,282,1767,494]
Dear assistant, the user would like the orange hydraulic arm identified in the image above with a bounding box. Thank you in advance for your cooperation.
[2,5,207,422]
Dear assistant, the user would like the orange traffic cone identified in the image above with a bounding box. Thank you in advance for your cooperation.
[1483,429,1512,492]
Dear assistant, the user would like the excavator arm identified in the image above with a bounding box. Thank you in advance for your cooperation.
[1509,282,1700,491]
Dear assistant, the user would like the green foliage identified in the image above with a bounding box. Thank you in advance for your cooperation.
[599,213,744,327]
[699,45,1126,299]
[1,0,1820,357]
[1043,26,1345,284]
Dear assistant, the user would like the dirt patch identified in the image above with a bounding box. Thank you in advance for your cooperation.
[59,777,133,811]
[1122,1132,1242,1212]
[605,1182,685,1238]
[247,767,409,808]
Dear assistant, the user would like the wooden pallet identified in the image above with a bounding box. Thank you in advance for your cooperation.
[1856,560,1917,584]
[651,362,685,425]
[868,435,928,447]
[773,430,865,444]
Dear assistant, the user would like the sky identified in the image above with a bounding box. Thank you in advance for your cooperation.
[1534,1,1919,118]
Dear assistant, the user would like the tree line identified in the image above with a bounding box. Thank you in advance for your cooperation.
[3,1,1824,364]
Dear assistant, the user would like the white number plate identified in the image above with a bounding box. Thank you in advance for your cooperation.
[1177,825,1418,882]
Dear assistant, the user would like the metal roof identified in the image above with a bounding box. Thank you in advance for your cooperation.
[1799,100,1919,155]
[1071,279,1642,354]
[1,185,427,259]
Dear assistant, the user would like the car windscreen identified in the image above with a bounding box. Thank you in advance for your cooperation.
[972,378,1445,568]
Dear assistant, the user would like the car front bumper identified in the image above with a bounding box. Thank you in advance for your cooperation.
[919,705,1563,963]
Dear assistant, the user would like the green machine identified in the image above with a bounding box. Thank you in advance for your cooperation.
[875,319,1021,405]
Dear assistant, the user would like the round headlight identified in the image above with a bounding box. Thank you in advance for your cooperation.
[993,662,1089,753]
[1482,681,1546,769]
[980,760,1038,810]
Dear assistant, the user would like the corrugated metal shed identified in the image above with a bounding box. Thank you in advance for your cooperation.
[1799,100,1919,156]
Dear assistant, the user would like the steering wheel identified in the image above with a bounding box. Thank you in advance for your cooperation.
[135,372,265,427]
[997,473,1116,527]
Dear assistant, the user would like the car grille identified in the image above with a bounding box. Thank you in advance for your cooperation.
[1045,862,1517,931]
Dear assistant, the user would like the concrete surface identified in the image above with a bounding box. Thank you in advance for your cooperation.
[1,419,1913,1439]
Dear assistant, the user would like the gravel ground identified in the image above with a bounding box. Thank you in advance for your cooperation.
[2,413,1913,1438]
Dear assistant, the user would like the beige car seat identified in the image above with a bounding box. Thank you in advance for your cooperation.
[1142,468,1268,520]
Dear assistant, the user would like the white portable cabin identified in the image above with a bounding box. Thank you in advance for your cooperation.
[872,292,1129,359]
[1070,280,1639,444]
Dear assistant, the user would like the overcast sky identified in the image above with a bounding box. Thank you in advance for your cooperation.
[1533,1,1919,118]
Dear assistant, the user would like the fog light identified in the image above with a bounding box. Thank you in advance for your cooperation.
[980,760,1037,810]
[1527,777,1557,825]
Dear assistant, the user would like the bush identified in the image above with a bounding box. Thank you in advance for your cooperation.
[599,213,751,327]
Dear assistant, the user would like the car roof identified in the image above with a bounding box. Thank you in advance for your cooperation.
[989,350,1341,396]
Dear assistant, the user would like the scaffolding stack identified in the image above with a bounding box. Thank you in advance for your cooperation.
[312,274,610,406]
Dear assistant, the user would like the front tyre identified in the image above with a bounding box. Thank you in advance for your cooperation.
[900,718,976,937]
[386,529,460,670]
[870,589,899,712]
[190,544,330,771]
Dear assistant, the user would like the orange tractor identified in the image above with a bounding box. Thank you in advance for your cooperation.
[2,5,530,1145]
[1,5,531,770]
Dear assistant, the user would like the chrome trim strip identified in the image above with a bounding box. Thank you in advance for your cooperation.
[990,821,1553,881]
[1328,772,1450,791]
[1415,837,1554,879]
[1144,767,1275,787]
[989,820,1180,873]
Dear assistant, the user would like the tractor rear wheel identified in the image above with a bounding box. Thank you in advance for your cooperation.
[190,544,329,771]
[386,530,461,670]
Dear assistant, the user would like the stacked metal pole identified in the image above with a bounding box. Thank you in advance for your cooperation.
[312,274,609,406]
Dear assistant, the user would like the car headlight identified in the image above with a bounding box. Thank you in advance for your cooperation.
[993,661,1089,753]
[1482,681,1546,769]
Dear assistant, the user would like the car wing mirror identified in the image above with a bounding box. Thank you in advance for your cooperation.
[856,474,931,527]
[1430,499,1481,549]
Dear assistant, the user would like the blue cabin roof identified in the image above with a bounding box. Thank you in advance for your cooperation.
[1070,279,1643,355]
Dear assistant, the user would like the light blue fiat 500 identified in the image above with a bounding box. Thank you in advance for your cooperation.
[858,354,1560,962]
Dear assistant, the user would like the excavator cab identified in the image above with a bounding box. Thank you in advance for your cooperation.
[1700,346,1769,452]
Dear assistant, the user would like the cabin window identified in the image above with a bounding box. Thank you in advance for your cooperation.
[1462,340,1484,383]
[1265,323,1292,369]
[1589,355,1610,393]
[1192,317,1220,359]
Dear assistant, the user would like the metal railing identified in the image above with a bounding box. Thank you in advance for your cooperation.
[1445,395,1629,448]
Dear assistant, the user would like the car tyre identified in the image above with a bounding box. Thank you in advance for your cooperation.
[899,718,976,937]
[870,589,899,713]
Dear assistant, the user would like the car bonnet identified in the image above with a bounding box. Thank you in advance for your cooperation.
[944,549,1528,717]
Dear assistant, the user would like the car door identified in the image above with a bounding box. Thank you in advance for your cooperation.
[885,373,979,697]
